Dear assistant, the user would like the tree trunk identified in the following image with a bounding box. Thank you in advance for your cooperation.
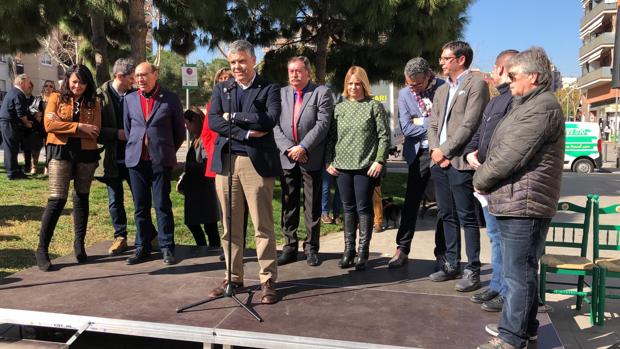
[90,10,109,85]
[129,0,147,63]
[315,29,329,84]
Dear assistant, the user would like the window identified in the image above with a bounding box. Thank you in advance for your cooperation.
[40,52,52,66]
[0,54,7,63]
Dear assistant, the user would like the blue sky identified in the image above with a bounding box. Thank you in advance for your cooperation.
[463,0,583,77]
[188,0,584,77]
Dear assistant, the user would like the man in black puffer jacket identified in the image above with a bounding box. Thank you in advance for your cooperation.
[464,49,519,314]
[474,47,565,349]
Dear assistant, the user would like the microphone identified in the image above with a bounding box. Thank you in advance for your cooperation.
[222,80,237,94]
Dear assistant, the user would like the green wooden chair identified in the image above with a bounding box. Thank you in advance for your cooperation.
[592,195,620,326]
[539,194,598,325]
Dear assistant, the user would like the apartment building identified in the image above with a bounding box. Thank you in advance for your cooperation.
[578,0,619,125]
[0,51,61,103]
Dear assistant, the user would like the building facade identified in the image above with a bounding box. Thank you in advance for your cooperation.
[0,51,61,103]
[578,0,619,127]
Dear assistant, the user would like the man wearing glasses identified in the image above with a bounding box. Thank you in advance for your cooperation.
[96,58,150,256]
[427,41,489,292]
[387,57,446,269]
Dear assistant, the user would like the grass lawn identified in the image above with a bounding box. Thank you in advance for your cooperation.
[0,163,407,278]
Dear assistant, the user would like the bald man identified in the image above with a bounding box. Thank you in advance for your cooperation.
[123,62,185,265]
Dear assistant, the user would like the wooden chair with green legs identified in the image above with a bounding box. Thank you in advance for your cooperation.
[539,194,598,325]
[592,195,620,326]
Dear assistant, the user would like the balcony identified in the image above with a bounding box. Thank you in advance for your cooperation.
[580,32,615,60]
[577,66,612,89]
[580,1,616,35]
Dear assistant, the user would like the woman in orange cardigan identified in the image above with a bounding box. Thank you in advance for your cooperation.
[36,64,101,271]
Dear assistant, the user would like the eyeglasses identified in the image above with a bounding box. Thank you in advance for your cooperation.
[439,56,458,64]
[44,84,54,88]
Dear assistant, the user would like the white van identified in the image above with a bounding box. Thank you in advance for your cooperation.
[564,122,602,173]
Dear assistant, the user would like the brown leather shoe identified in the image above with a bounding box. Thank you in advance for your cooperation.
[208,279,244,298]
[321,214,334,224]
[260,279,279,304]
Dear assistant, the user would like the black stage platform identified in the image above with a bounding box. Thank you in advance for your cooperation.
[0,243,563,348]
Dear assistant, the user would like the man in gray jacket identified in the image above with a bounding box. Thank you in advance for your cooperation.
[274,56,333,266]
[474,47,565,349]
[427,41,489,292]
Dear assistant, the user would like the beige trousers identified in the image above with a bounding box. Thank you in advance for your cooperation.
[215,155,277,284]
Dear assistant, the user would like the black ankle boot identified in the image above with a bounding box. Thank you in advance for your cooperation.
[36,246,52,271]
[355,214,373,271]
[338,212,357,268]
[37,198,67,271]
[73,193,89,263]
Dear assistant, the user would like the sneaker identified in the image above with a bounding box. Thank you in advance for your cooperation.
[429,266,461,282]
[387,249,408,269]
[470,288,499,304]
[485,324,537,341]
[108,237,128,256]
[477,337,518,349]
[482,295,504,312]
[455,269,481,292]
[321,214,334,224]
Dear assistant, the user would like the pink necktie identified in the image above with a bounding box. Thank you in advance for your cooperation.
[292,90,303,142]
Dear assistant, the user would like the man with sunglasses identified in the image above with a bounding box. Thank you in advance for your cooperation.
[463,49,518,313]
[427,41,489,292]
[474,47,564,349]
[387,57,446,269]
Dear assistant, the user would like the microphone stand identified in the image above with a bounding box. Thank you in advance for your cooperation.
[176,82,262,322]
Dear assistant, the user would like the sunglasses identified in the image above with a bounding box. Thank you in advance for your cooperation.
[44,84,54,88]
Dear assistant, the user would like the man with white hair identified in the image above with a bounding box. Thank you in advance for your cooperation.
[0,74,33,179]
[474,47,565,349]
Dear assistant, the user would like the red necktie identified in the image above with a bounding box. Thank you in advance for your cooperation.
[292,90,303,143]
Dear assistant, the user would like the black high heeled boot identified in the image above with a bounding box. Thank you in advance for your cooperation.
[37,198,67,271]
[355,214,373,271]
[73,193,89,263]
[338,212,357,269]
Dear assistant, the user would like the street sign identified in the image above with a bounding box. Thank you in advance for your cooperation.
[182,64,198,89]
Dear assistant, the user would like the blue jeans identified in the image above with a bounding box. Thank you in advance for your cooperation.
[431,165,480,271]
[105,164,131,239]
[128,161,174,251]
[497,217,550,348]
[483,207,506,295]
[321,169,342,216]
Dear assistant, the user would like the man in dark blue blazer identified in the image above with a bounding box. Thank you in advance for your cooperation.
[208,40,281,304]
[123,62,185,265]
[0,74,33,179]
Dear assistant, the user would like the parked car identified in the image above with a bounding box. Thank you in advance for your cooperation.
[564,122,602,174]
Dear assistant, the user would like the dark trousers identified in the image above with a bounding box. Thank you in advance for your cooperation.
[395,149,447,255]
[431,165,480,271]
[0,121,24,177]
[105,164,131,239]
[336,168,376,215]
[497,217,550,348]
[128,160,174,251]
[187,223,221,247]
[280,166,322,253]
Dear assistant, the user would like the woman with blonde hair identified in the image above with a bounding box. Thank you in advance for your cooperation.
[325,66,390,270]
